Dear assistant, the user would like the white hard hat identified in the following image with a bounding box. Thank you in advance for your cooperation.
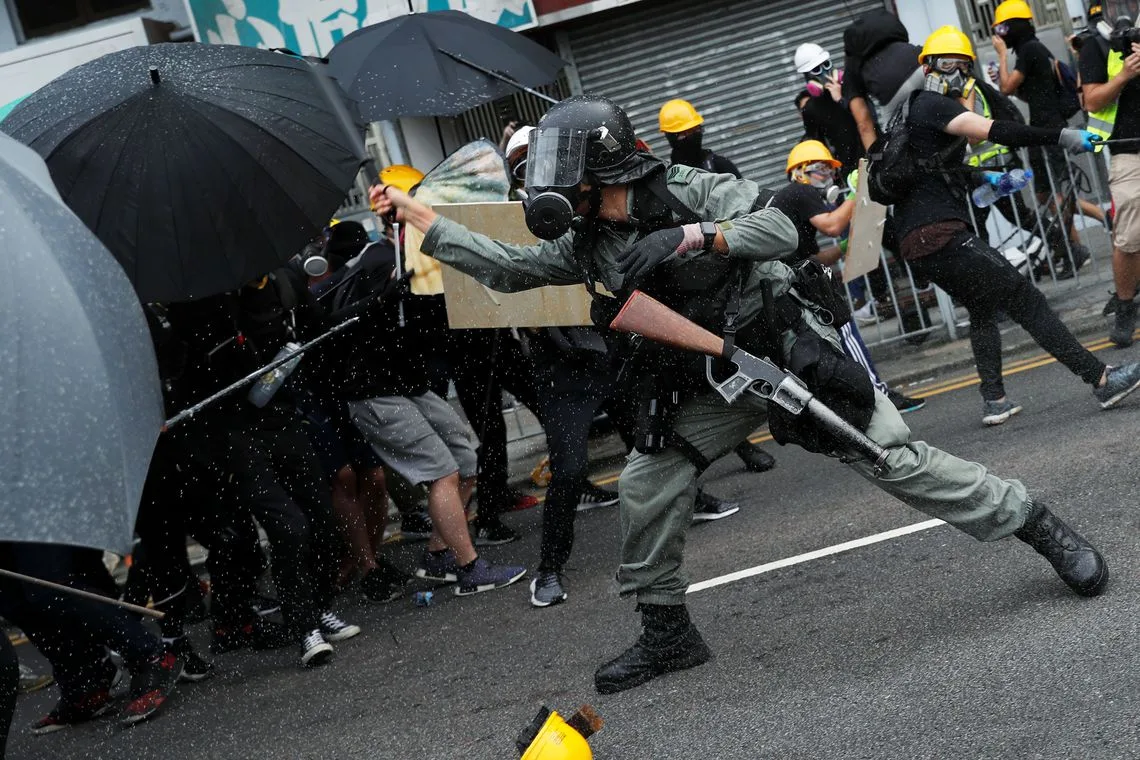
[505,125,534,161]
[794,42,831,74]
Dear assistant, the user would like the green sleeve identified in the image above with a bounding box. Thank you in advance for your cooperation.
[667,165,800,262]
[420,216,585,293]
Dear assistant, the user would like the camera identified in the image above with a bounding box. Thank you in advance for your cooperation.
[1108,16,1140,56]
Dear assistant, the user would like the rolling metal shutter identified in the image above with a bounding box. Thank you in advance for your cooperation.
[565,0,886,187]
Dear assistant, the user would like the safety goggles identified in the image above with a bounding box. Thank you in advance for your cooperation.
[930,57,974,74]
[808,59,833,77]
[802,161,835,177]
[993,22,1009,36]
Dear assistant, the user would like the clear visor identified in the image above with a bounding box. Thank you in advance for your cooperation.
[525,128,588,189]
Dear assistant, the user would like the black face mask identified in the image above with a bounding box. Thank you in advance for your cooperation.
[1000,18,1035,48]
[667,129,704,167]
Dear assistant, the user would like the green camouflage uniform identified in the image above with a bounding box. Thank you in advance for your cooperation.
[421,165,1031,606]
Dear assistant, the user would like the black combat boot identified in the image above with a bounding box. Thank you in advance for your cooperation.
[1015,502,1108,597]
[1110,298,1137,349]
[594,604,711,695]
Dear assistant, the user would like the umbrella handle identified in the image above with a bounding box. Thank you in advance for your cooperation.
[394,221,406,327]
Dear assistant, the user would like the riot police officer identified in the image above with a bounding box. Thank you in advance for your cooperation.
[373,95,1109,695]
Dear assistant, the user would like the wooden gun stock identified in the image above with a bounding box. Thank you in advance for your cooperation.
[609,290,726,357]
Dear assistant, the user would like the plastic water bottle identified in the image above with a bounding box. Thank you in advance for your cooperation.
[247,342,303,408]
[971,168,1033,208]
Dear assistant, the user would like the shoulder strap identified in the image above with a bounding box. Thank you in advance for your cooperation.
[644,171,703,225]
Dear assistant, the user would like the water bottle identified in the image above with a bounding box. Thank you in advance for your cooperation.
[247,341,303,408]
[971,168,1033,208]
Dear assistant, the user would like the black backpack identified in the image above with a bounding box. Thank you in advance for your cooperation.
[866,92,967,205]
[1053,58,1083,120]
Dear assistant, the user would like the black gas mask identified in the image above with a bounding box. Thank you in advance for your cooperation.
[523,126,607,240]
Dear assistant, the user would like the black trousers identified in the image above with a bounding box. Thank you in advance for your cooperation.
[0,629,17,760]
[909,232,1104,401]
[435,329,543,521]
[128,426,263,633]
[0,545,159,703]
[226,413,344,636]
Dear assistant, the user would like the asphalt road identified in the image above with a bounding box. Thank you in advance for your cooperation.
[9,340,1140,760]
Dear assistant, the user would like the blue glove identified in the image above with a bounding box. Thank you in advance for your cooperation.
[1058,128,1100,154]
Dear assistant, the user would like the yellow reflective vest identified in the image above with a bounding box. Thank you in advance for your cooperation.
[966,90,1013,168]
[1087,49,1125,150]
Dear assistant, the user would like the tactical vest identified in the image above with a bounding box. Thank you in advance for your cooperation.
[1087,48,1125,150]
[966,90,1013,168]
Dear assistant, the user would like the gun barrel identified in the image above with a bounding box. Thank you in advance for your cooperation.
[610,290,726,357]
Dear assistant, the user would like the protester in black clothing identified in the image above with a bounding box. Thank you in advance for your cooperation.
[794,43,864,172]
[842,9,925,150]
[1079,5,1140,346]
[890,26,1140,425]
[657,98,742,178]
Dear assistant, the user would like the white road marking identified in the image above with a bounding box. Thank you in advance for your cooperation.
[686,518,947,594]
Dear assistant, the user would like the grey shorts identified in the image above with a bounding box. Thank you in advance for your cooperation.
[348,392,479,486]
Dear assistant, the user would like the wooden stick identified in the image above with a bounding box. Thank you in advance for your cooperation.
[610,290,726,357]
[0,568,164,619]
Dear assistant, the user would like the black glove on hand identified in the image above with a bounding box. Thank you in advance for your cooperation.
[615,227,687,288]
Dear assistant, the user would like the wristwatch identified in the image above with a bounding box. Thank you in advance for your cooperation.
[699,221,718,251]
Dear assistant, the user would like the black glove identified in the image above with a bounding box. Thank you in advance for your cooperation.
[615,227,686,288]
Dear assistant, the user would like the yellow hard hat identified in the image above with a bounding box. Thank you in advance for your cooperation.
[379,164,425,193]
[785,140,841,175]
[521,712,593,760]
[658,99,704,134]
[919,25,976,63]
[993,0,1033,26]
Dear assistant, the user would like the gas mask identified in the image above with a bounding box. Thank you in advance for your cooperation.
[300,242,329,277]
[523,126,601,240]
[924,57,975,99]
[804,63,844,98]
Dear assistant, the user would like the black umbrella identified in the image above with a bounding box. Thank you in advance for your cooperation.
[3,43,366,303]
[327,10,566,121]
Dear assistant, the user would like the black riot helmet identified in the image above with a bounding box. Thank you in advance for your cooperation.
[523,94,662,240]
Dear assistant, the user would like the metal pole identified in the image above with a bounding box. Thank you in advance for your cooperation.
[440,50,560,104]
[163,317,361,430]
[393,223,406,327]
[0,568,164,619]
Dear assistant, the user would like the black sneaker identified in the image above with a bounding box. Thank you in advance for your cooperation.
[360,559,410,603]
[887,389,927,414]
[1055,245,1091,281]
[300,630,334,668]
[30,690,115,735]
[1109,299,1137,348]
[252,595,281,618]
[473,518,519,546]
[318,611,361,642]
[734,441,776,473]
[211,617,293,655]
[692,489,740,523]
[169,636,213,683]
[1094,362,1140,409]
[400,511,433,541]
[121,649,180,726]
[577,483,619,511]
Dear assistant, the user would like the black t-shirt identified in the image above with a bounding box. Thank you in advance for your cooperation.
[1013,38,1066,128]
[1079,38,1140,153]
[771,182,830,262]
[893,92,974,241]
[801,95,864,172]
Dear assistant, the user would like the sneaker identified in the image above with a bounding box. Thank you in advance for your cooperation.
[30,690,115,734]
[399,510,433,541]
[121,649,179,726]
[1055,245,1091,281]
[1109,299,1137,348]
[318,611,361,642]
[982,398,1022,426]
[853,302,880,326]
[1094,362,1140,409]
[530,572,568,607]
[360,559,409,603]
[734,441,776,473]
[252,595,281,618]
[18,664,54,694]
[473,518,520,546]
[300,629,334,668]
[415,548,460,583]
[887,389,927,414]
[577,482,619,511]
[508,489,541,512]
[169,636,213,683]
[455,557,526,596]
[211,617,293,655]
[692,489,740,523]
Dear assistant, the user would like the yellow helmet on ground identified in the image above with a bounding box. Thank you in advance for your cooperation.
[379,164,425,193]
[993,0,1033,26]
[658,99,704,134]
[919,25,976,63]
[785,140,841,175]
[520,711,593,760]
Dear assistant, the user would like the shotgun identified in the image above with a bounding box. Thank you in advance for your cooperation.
[609,290,890,475]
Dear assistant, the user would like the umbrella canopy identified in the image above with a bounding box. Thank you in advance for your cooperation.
[3,42,366,303]
[327,10,565,121]
[0,132,163,556]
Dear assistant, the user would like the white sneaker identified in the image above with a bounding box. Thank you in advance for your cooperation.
[854,303,879,326]
[300,630,333,668]
[318,611,361,642]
